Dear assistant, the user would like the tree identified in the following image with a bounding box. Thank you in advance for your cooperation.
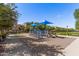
[74,9,79,30]
[24,22,33,32]
[0,3,19,40]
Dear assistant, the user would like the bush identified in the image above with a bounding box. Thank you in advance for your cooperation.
[57,32,79,36]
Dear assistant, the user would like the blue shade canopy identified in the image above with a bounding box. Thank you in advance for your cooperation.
[40,20,53,25]
[31,24,37,27]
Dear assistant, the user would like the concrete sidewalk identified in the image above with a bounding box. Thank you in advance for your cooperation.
[64,38,79,56]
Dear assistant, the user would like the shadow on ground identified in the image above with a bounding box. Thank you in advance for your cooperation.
[0,42,5,56]
[0,36,65,56]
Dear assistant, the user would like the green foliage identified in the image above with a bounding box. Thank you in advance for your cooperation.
[52,26,75,32]
[75,20,79,30]
[74,9,79,30]
[74,9,79,20]
[0,3,19,35]
[22,21,75,33]
[37,24,46,30]
[24,22,34,32]
[57,32,79,36]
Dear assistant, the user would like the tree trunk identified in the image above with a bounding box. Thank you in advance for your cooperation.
[0,29,6,42]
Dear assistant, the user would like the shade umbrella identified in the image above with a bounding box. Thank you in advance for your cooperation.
[40,20,53,25]
[31,24,37,27]
[39,20,53,29]
[31,24,37,30]
[30,24,37,34]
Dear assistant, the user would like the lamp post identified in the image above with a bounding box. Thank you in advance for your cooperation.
[67,25,69,36]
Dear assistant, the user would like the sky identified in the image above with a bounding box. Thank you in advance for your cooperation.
[15,3,79,28]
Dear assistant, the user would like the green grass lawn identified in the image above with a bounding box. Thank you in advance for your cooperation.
[56,32,79,36]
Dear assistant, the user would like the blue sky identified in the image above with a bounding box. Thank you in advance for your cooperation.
[16,3,79,28]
